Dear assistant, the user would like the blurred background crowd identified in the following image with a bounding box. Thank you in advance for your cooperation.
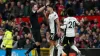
[0,0,100,49]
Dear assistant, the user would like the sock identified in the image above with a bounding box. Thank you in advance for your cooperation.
[63,44,70,56]
[50,46,54,56]
[57,44,63,56]
[53,46,58,56]
[36,46,41,56]
[71,45,80,53]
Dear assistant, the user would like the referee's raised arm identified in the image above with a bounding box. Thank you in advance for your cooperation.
[37,2,50,13]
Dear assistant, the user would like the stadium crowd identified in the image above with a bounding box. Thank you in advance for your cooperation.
[0,0,100,49]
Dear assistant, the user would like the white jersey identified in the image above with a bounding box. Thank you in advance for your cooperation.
[61,17,80,37]
[48,12,58,33]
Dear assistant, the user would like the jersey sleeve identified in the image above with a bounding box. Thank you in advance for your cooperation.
[75,18,80,25]
[54,13,59,20]
[64,18,69,25]
[60,18,68,29]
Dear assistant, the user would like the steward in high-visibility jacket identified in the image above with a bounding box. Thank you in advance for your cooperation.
[1,27,13,56]
[1,30,13,48]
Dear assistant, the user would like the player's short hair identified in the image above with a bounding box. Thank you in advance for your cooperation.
[47,4,56,11]
[67,8,75,16]
[47,4,55,9]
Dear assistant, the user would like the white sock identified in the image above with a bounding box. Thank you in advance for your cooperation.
[56,44,63,56]
[50,46,54,56]
[71,45,80,53]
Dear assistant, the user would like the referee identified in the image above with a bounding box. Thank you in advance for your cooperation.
[25,2,49,56]
[1,25,13,56]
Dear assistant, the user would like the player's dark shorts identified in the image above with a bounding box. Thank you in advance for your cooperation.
[50,33,59,41]
[63,37,75,45]
[32,29,42,42]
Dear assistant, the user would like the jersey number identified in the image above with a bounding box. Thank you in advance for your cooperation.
[68,21,75,28]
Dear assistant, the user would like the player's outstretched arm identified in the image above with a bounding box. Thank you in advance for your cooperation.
[60,25,66,29]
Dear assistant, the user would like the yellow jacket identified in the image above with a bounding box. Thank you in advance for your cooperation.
[2,30,13,48]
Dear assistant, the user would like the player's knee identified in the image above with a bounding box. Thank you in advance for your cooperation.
[62,52,67,56]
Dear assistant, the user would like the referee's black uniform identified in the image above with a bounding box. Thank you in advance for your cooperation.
[25,10,42,56]
[30,11,42,43]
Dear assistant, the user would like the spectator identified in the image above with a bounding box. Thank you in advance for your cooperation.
[41,38,50,48]
[19,4,24,17]
[85,10,89,16]
[79,27,85,35]
[38,0,43,7]
[83,17,89,25]
[24,1,30,17]
[3,3,10,20]
[84,0,93,10]
[96,28,100,35]
[0,13,2,18]
[65,0,73,8]
[94,7,100,15]
[22,23,30,34]
[46,31,50,43]
[88,10,95,16]
[9,2,16,17]
[98,33,100,42]
[92,24,98,32]
[0,29,3,46]
[77,3,84,15]
[72,0,77,14]
[80,40,86,48]
[0,0,4,13]
[75,33,80,47]
[88,41,93,48]
[24,39,31,48]
[40,23,47,38]
[93,0,100,9]
[93,18,98,24]
[93,39,99,48]
[15,1,21,17]
[13,31,18,41]
[17,35,25,49]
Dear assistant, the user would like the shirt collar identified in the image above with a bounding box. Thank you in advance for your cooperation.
[32,10,36,13]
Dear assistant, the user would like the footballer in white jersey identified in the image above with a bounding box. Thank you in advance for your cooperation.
[48,12,58,34]
[61,17,80,37]
[46,5,61,56]
[61,8,81,56]
[46,5,60,41]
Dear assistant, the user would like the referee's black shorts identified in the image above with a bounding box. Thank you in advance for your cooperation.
[63,37,75,45]
[32,29,42,42]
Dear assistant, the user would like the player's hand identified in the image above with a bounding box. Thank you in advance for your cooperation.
[46,2,50,6]
[62,52,67,56]
[1,44,5,49]
[57,30,61,37]
[35,42,40,46]
[30,0,35,4]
